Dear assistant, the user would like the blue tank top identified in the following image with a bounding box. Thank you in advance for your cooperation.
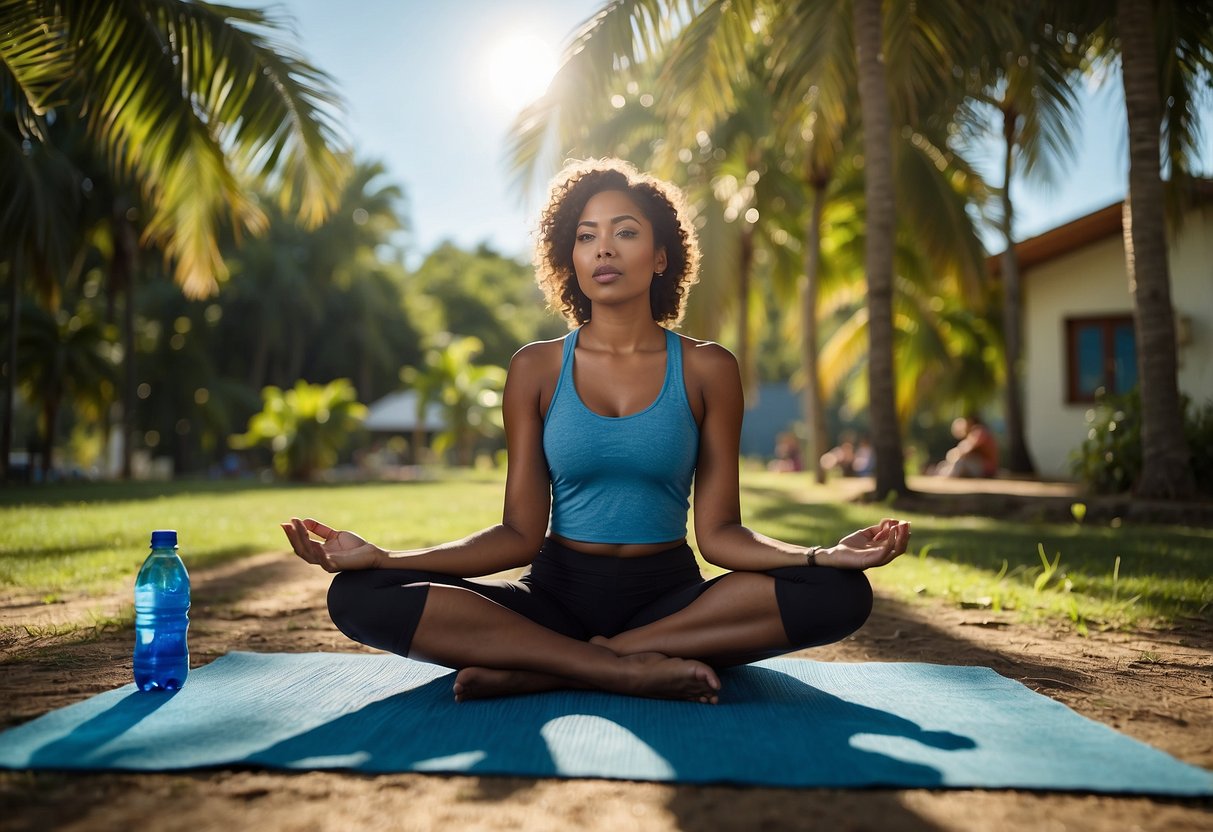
[543,327,699,544]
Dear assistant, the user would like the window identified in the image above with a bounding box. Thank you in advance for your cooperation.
[1065,316,1137,403]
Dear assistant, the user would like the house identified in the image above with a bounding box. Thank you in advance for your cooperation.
[995,189,1213,479]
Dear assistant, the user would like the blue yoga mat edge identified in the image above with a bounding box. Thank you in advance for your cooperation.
[0,651,1209,797]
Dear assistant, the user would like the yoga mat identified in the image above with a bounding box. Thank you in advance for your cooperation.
[0,652,1209,794]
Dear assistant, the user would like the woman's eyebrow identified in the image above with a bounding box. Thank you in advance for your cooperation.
[577,214,641,228]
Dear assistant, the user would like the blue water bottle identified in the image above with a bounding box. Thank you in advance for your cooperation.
[133,530,190,691]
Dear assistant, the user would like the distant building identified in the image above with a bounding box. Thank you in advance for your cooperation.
[992,187,1213,479]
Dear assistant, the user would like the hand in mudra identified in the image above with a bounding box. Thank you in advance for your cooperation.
[281,517,383,572]
[823,518,910,570]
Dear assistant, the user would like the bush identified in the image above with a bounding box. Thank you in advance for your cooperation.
[1186,398,1213,495]
[1071,390,1213,495]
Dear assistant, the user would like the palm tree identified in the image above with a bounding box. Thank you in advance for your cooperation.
[849,0,904,496]
[1,0,350,478]
[1110,0,1200,498]
[232,379,366,481]
[17,300,117,479]
[402,336,507,466]
[952,4,1085,475]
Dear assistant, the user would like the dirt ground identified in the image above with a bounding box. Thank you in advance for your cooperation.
[2,515,1211,831]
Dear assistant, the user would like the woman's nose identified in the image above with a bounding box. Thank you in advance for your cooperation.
[596,239,615,257]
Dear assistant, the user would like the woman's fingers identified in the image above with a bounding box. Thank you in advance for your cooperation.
[302,518,335,540]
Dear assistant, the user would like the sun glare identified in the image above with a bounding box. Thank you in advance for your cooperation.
[485,31,558,114]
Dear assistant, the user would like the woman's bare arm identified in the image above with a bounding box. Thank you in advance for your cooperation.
[282,342,557,577]
[686,341,909,571]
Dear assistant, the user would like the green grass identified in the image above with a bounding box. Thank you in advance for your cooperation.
[2,469,1210,632]
[0,471,502,596]
[733,471,1213,631]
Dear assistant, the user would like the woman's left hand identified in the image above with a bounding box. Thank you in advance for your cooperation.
[817,518,910,570]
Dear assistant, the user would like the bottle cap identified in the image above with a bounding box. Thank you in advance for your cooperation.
[150,530,178,547]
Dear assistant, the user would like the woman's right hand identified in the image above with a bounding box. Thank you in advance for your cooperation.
[281,517,384,572]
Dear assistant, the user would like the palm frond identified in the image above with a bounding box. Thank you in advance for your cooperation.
[0,0,72,138]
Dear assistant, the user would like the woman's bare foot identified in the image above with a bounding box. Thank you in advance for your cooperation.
[618,654,720,704]
[453,667,577,702]
[452,649,720,704]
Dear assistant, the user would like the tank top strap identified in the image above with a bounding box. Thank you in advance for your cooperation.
[560,327,580,381]
[545,328,579,427]
[664,328,681,381]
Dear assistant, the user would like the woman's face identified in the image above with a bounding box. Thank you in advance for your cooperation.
[571,189,667,314]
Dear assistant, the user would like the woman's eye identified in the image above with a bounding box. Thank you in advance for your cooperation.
[617,228,638,238]
[576,232,595,243]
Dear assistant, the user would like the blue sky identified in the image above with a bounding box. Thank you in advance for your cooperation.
[273,1,1210,264]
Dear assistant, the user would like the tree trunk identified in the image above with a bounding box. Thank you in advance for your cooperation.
[109,209,139,480]
[1117,0,1193,499]
[802,170,830,485]
[1,264,19,482]
[40,394,60,481]
[852,0,907,499]
[998,108,1035,474]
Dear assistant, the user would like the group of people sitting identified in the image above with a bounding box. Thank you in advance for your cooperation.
[800,416,999,480]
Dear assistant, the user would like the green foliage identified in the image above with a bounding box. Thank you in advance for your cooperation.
[1071,389,1142,493]
[16,299,117,442]
[0,0,350,296]
[232,380,367,481]
[1071,390,1213,495]
[405,243,566,367]
[402,336,508,465]
[1185,398,1213,495]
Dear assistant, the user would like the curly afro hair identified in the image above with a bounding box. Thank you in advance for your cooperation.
[533,158,700,328]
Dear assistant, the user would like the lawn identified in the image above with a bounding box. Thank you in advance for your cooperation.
[2,468,1210,632]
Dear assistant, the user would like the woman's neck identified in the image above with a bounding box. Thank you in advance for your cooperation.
[579,315,665,355]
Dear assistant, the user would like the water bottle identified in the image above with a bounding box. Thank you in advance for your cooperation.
[133,529,190,691]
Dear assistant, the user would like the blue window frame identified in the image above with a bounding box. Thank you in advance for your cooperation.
[1066,316,1137,403]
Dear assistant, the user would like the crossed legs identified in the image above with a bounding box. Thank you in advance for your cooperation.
[328,566,872,703]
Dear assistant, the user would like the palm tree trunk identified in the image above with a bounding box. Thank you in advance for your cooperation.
[802,171,830,485]
[40,394,60,481]
[1,264,19,482]
[853,0,907,499]
[1117,0,1193,499]
[110,210,138,480]
[998,109,1034,474]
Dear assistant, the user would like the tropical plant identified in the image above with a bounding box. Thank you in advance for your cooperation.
[16,300,117,479]
[957,3,1086,475]
[1,0,351,479]
[231,379,367,481]
[405,243,566,368]
[401,336,507,466]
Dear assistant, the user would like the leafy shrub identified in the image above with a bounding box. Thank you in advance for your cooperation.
[1071,390,1142,494]
[1186,398,1213,495]
[1071,390,1213,495]
[231,379,366,481]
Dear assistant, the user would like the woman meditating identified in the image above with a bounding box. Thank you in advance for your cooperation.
[282,158,910,704]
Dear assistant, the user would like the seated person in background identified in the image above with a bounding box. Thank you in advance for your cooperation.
[852,437,875,477]
[935,416,999,478]
[768,431,803,473]
[820,432,856,477]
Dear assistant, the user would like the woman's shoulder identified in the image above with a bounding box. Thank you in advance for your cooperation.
[507,334,569,389]
[511,333,569,365]
[675,332,738,373]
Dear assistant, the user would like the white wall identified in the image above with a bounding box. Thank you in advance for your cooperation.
[1022,205,1213,479]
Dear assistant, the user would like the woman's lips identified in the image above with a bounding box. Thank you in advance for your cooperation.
[592,266,622,283]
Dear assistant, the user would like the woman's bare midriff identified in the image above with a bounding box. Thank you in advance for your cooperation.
[550,533,687,558]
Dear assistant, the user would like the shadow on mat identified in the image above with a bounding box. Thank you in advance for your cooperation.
[245,665,974,787]
[28,689,177,768]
